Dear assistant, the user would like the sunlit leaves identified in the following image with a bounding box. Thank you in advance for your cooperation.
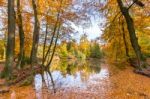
[101,0,150,60]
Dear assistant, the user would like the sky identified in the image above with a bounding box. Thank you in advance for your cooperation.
[71,0,106,41]
[72,15,105,41]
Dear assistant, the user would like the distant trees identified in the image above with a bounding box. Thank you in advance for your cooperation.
[58,34,103,59]
[90,42,102,58]
[59,41,68,57]
[79,34,90,58]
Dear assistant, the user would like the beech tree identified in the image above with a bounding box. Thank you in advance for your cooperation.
[117,0,145,69]
[16,0,25,69]
[2,0,16,78]
[30,0,40,66]
[101,0,149,68]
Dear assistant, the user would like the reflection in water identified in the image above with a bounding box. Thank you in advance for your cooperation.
[34,74,42,99]
[88,69,109,84]
[11,91,16,99]
[34,59,109,97]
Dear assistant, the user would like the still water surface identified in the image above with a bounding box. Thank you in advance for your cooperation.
[35,59,108,90]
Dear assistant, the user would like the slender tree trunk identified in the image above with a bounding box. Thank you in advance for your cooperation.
[43,0,63,65]
[16,0,25,69]
[117,0,144,68]
[30,0,40,66]
[43,13,60,63]
[42,23,48,66]
[46,23,61,69]
[121,20,129,57]
[41,22,48,79]
[2,0,16,79]
[47,70,56,93]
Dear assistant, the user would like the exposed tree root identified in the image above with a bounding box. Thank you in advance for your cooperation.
[8,65,42,86]
[129,58,150,77]
[0,65,44,94]
[134,67,150,77]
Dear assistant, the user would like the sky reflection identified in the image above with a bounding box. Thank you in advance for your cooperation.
[34,64,109,93]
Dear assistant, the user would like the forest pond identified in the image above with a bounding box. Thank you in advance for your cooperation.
[35,59,106,91]
[2,59,150,99]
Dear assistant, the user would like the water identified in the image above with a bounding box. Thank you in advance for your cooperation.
[34,59,109,91]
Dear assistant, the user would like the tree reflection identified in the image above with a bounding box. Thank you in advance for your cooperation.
[34,59,103,94]
[50,59,101,80]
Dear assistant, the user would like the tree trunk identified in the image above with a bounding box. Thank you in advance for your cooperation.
[30,0,40,65]
[16,0,25,69]
[42,23,48,66]
[43,0,62,63]
[121,20,129,57]
[117,0,144,69]
[46,23,61,69]
[2,0,16,79]
[41,22,48,78]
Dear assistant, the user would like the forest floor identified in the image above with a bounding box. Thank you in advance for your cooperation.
[0,59,150,99]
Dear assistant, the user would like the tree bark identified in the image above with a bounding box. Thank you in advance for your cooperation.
[46,23,61,69]
[42,23,48,66]
[16,0,25,69]
[3,0,16,79]
[43,0,63,64]
[117,0,144,69]
[41,22,48,78]
[121,20,129,57]
[43,13,60,63]
[30,0,40,65]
